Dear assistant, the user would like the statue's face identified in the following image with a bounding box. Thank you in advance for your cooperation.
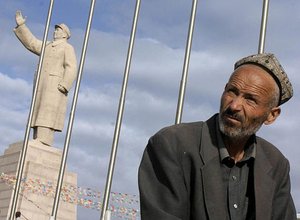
[53,27,66,40]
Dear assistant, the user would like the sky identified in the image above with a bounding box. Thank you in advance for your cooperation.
[0,0,299,219]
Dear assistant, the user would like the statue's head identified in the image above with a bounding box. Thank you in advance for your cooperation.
[54,23,71,39]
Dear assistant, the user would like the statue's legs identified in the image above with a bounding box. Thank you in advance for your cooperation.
[33,126,55,146]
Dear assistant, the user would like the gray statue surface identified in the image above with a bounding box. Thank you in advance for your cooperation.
[14,11,77,146]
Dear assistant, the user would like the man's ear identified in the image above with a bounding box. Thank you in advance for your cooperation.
[264,107,281,125]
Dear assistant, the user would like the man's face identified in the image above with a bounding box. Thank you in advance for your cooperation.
[53,27,66,40]
[219,64,278,139]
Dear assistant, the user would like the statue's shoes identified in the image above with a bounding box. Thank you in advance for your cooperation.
[29,139,51,147]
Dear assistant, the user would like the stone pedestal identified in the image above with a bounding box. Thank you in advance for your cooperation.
[0,141,77,220]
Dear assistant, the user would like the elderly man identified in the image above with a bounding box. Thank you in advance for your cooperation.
[138,53,296,220]
[14,11,77,146]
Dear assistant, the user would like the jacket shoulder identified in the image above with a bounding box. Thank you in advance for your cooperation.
[256,136,289,169]
[149,121,205,154]
[256,137,287,159]
[155,121,204,140]
[64,42,74,48]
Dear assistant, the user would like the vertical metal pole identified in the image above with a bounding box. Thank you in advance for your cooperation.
[104,210,111,220]
[175,0,198,124]
[100,0,141,219]
[50,0,96,219]
[258,0,270,54]
[8,1,55,219]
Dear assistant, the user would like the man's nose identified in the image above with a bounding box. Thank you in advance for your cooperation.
[229,96,243,111]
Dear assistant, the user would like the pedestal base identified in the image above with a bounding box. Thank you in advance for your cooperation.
[0,141,77,220]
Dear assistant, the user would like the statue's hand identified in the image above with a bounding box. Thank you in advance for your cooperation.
[58,84,68,94]
[15,10,26,26]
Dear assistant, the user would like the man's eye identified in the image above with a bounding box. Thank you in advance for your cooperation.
[246,97,257,104]
[227,88,237,95]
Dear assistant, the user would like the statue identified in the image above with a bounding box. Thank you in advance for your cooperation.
[14,11,77,146]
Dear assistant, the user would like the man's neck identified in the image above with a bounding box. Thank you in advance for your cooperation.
[53,38,66,42]
[223,135,250,162]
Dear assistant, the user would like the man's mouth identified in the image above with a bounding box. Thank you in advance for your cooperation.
[222,112,242,125]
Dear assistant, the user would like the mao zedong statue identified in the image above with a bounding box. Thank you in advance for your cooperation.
[14,10,77,146]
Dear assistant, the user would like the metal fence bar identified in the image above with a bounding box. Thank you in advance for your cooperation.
[8,1,55,219]
[49,0,97,219]
[258,0,270,54]
[100,0,141,219]
[175,0,198,124]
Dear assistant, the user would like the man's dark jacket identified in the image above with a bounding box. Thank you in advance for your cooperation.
[138,114,296,220]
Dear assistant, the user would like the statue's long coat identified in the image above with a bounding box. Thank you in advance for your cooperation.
[14,24,77,131]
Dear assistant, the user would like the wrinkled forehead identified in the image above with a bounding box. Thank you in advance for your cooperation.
[229,64,279,90]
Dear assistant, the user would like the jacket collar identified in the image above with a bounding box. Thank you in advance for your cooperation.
[253,139,274,219]
[51,38,67,47]
[200,114,229,219]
